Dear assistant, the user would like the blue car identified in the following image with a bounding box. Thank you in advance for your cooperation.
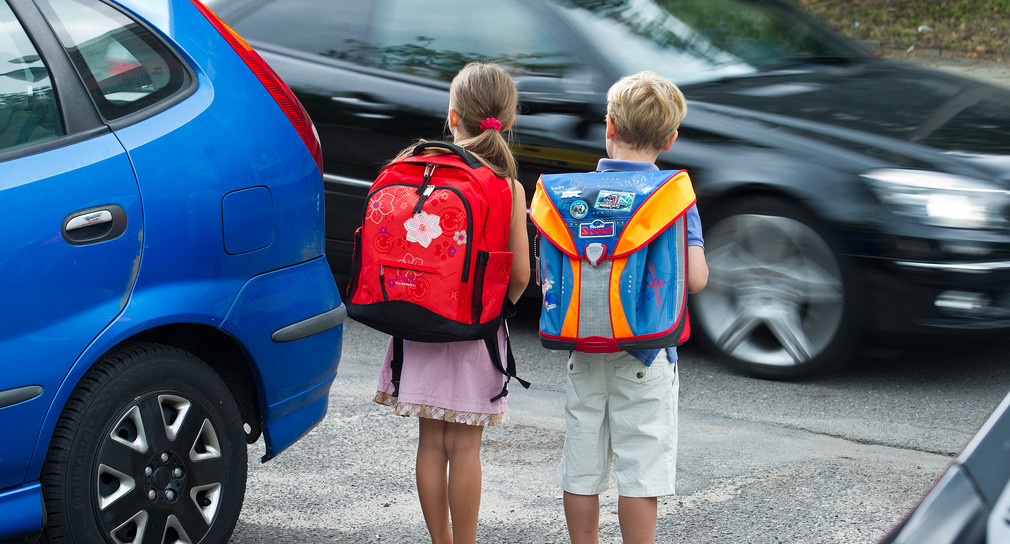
[0,0,345,541]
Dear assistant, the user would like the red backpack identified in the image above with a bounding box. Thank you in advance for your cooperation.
[347,141,527,400]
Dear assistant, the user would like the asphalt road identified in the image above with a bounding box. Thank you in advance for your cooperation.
[229,299,1010,544]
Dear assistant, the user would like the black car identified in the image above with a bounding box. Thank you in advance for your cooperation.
[207,0,1010,378]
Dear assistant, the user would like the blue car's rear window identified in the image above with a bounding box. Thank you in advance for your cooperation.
[36,0,188,121]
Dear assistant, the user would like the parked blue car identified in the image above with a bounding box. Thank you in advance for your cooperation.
[0,0,345,541]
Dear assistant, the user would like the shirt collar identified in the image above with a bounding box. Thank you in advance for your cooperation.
[596,158,659,172]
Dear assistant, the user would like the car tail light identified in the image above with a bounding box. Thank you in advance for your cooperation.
[190,0,323,174]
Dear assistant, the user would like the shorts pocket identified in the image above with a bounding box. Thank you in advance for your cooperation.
[567,355,591,375]
[614,363,668,384]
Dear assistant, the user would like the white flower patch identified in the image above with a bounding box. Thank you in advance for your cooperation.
[403,211,442,248]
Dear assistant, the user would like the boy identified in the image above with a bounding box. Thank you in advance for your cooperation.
[556,71,708,544]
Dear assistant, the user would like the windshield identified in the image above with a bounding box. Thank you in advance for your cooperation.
[559,0,866,85]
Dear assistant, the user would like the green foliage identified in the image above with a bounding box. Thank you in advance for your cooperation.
[790,0,1010,57]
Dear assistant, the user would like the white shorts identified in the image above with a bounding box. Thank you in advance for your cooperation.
[555,350,679,498]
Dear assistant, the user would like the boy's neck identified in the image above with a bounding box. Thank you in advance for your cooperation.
[608,143,661,164]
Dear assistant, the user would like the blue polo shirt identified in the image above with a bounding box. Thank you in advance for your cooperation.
[597,158,704,366]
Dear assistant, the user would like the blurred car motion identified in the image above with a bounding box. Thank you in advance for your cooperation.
[0,0,344,540]
[208,0,1010,378]
[879,388,1010,544]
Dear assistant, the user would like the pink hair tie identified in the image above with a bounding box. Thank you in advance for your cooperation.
[480,117,503,132]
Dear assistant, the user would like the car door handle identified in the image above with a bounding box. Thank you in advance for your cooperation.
[62,204,127,245]
[330,95,395,119]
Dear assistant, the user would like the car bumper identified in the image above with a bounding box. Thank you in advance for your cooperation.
[222,256,345,461]
[855,254,1010,334]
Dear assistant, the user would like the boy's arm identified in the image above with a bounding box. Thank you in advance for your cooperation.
[685,204,707,293]
[688,244,708,294]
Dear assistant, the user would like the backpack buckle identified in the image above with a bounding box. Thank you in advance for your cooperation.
[585,243,606,266]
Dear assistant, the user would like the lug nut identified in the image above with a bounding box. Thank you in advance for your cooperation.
[148,490,156,501]
[160,452,169,462]
[165,490,175,501]
[145,466,153,476]
[173,468,183,478]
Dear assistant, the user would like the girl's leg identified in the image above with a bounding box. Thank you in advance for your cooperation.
[417,418,452,544]
[443,421,484,544]
[563,491,600,544]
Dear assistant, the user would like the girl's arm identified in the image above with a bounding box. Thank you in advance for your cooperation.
[507,180,530,303]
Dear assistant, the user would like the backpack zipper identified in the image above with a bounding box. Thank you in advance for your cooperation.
[413,164,437,214]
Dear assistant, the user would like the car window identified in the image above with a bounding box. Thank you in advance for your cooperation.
[225,0,371,63]
[368,0,574,81]
[35,0,187,120]
[560,0,865,85]
[0,2,63,152]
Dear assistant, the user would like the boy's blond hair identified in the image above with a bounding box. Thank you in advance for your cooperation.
[606,71,687,152]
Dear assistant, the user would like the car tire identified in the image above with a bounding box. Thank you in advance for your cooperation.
[40,343,247,544]
[692,196,858,379]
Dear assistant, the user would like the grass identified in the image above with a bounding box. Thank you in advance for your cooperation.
[790,0,1010,60]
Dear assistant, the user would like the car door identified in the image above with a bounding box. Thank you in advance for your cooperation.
[0,0,142,489]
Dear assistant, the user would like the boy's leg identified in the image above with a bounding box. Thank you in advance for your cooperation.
[618,496,658,544]
[609,353,679,542]
[444,420,484,544]
[417,418,452,544]
[563,491,601,544]
[557,352,611,544]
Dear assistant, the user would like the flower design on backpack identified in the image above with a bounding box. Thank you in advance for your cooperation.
[404,211,443,248]
[367,192,395,224]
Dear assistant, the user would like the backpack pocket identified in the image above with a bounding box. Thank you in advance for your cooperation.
[377,258,439,303]
[473,250,512,325]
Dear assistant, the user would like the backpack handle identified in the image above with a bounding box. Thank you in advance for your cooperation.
[412,141,485,169]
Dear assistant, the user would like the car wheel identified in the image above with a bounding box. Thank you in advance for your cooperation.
[692,197,856,378]
[40,343,247,544]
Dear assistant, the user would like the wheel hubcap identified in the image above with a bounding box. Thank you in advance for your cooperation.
[95,394,225,543]
[694,213,845,368]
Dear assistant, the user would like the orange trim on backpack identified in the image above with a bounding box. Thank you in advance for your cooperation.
[614,171,696,257]
[560,256,581,339]
[530,177,578,258]
[609,257,634,339]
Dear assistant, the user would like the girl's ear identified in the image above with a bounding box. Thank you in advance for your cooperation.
[448,108,460,129]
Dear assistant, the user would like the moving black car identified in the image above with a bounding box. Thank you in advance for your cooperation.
[207,0,1010,378]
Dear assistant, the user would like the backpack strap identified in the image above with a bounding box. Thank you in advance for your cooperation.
[412,140,484,169]
[486,319,531,402]
[390,337,404,398]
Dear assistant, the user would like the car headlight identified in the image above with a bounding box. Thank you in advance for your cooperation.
[863,169,1010,229]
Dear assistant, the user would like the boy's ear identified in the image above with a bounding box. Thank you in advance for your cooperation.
[605,114,617,140]
[661,130,679,152]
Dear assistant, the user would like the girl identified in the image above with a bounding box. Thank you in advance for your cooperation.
[372,62,530,544]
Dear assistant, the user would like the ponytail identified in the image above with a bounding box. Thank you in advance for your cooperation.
[448,63,519,182]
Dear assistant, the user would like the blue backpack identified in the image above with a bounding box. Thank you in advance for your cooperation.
[530,169,696,352]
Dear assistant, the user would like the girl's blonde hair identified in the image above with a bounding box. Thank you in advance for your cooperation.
[447,62,519,181]
[606,71,687,152]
